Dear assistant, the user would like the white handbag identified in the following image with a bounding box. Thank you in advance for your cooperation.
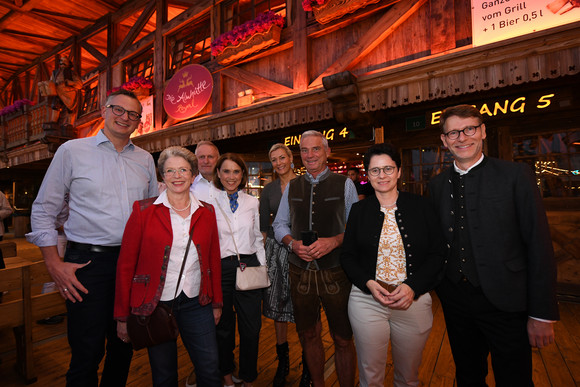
[216,198,270,291]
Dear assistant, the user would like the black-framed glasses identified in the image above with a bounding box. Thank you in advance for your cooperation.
[106,104,142,121]
[368,166,397,176]
[164,168,192,177]
[443,124,482,140]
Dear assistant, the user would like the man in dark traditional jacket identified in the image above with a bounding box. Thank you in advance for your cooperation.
[428,104,559,386]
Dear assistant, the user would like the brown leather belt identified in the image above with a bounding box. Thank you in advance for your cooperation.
[377,280,399,293]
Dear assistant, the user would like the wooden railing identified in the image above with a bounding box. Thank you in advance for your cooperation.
[0,101,61,151]
[0,259,66,384]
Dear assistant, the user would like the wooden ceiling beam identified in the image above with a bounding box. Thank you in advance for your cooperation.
[27,11,83,35]
[79,0,118,12]
[310,0,426,88]
[80,40,107,63]
[0,61,22,67]
[3,30,66,43]
[114,0,156,57]
[0,46,37,55]
[28,9,97,23]
[0,0,44,27]
[161,0,212,36]
[0,51,34,62]
[112,32,154,63]
[111,0,152,23]
[0,65,20,71]
[221,67,294,95]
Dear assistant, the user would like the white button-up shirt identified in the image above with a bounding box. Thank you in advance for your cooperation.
[155,191,202,301]
[210,186,266,265]
[191,174,217,203]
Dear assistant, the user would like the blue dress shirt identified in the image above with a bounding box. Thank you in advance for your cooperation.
[27,130,158,247]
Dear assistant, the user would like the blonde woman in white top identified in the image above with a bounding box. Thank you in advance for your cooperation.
[211,153,265,387]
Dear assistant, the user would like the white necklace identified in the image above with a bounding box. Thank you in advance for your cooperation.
[169,200,191,212]
[381,191,399,208]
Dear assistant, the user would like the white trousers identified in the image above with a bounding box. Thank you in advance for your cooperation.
[348,285,433,387]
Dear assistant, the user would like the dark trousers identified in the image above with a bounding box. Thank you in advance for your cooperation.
[65,247,133,387]
[436,277,533,387]
[148,293,221,387]
[216,255,262,382]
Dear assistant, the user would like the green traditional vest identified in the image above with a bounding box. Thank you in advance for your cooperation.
[288,172,346,269]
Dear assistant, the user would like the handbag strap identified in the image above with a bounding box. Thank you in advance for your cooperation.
[215,198,242,262]
[168,224,194,311]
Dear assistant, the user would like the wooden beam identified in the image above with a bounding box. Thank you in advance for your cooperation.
[0,61,22,67]
[430,0,456,54]
[3,30,66,43]
[29,9,97,23]
[114,0,156,58]
[111,0,151,23]
[221,67,294,95]
[112,33,155,63]
[27,11,83,35]
[153,0,167,132]
[292,0,308,92]
[80,41,107,63]
[0,46,37,55]
[160,0,212,36]
[0,65,20,71]
[211,71,222,114]
[310,0,427,87]
[31,64,43,101]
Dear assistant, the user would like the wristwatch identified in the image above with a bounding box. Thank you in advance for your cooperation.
[287,239,294,253]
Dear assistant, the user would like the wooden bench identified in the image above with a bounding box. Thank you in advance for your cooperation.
[0,261,66,384]
[0,240,17,257]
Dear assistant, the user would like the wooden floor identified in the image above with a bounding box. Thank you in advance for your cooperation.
[1,237,580,386]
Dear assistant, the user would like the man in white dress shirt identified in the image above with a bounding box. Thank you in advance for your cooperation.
[191,141,219,202]
[186,140,220,387]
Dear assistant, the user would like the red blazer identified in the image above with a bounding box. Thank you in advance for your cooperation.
[114,199,222,321]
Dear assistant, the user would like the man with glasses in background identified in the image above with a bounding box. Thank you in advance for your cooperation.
[27,89,158,386]
[428,104,558,386]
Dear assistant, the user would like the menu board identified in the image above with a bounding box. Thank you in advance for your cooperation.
[471,0,580,47]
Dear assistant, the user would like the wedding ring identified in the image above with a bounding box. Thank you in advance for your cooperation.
[63,288,69,292]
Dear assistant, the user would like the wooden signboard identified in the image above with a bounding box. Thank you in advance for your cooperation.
[163,64,213,120]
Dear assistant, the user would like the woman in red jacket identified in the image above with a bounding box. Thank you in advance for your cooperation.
[114,146,222,386]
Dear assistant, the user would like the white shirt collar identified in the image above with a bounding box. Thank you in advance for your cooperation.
[154,190,202,214]
[453,154,485,175]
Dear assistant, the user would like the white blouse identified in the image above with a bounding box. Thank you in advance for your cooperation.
[210,186,266,265]
[154,191,202,301]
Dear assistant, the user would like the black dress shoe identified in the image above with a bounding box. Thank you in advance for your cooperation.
[37,315,65,325]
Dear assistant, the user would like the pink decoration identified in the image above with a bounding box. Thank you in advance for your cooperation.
[0,99,35,116]
[211,11,285,57]
[107,76,154,96]
[302,0,327,11]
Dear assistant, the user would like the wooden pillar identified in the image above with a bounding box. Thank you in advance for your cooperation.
[429,0,456,54]
[154,0,167,131]
[292,0,308,92]
[212,4,223,115]
[106,14,120,97]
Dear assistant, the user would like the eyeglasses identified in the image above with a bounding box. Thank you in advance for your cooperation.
[164,168,192,177]
[443,124,482,140]
[106,104,142,121]
[368,166,397,176]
